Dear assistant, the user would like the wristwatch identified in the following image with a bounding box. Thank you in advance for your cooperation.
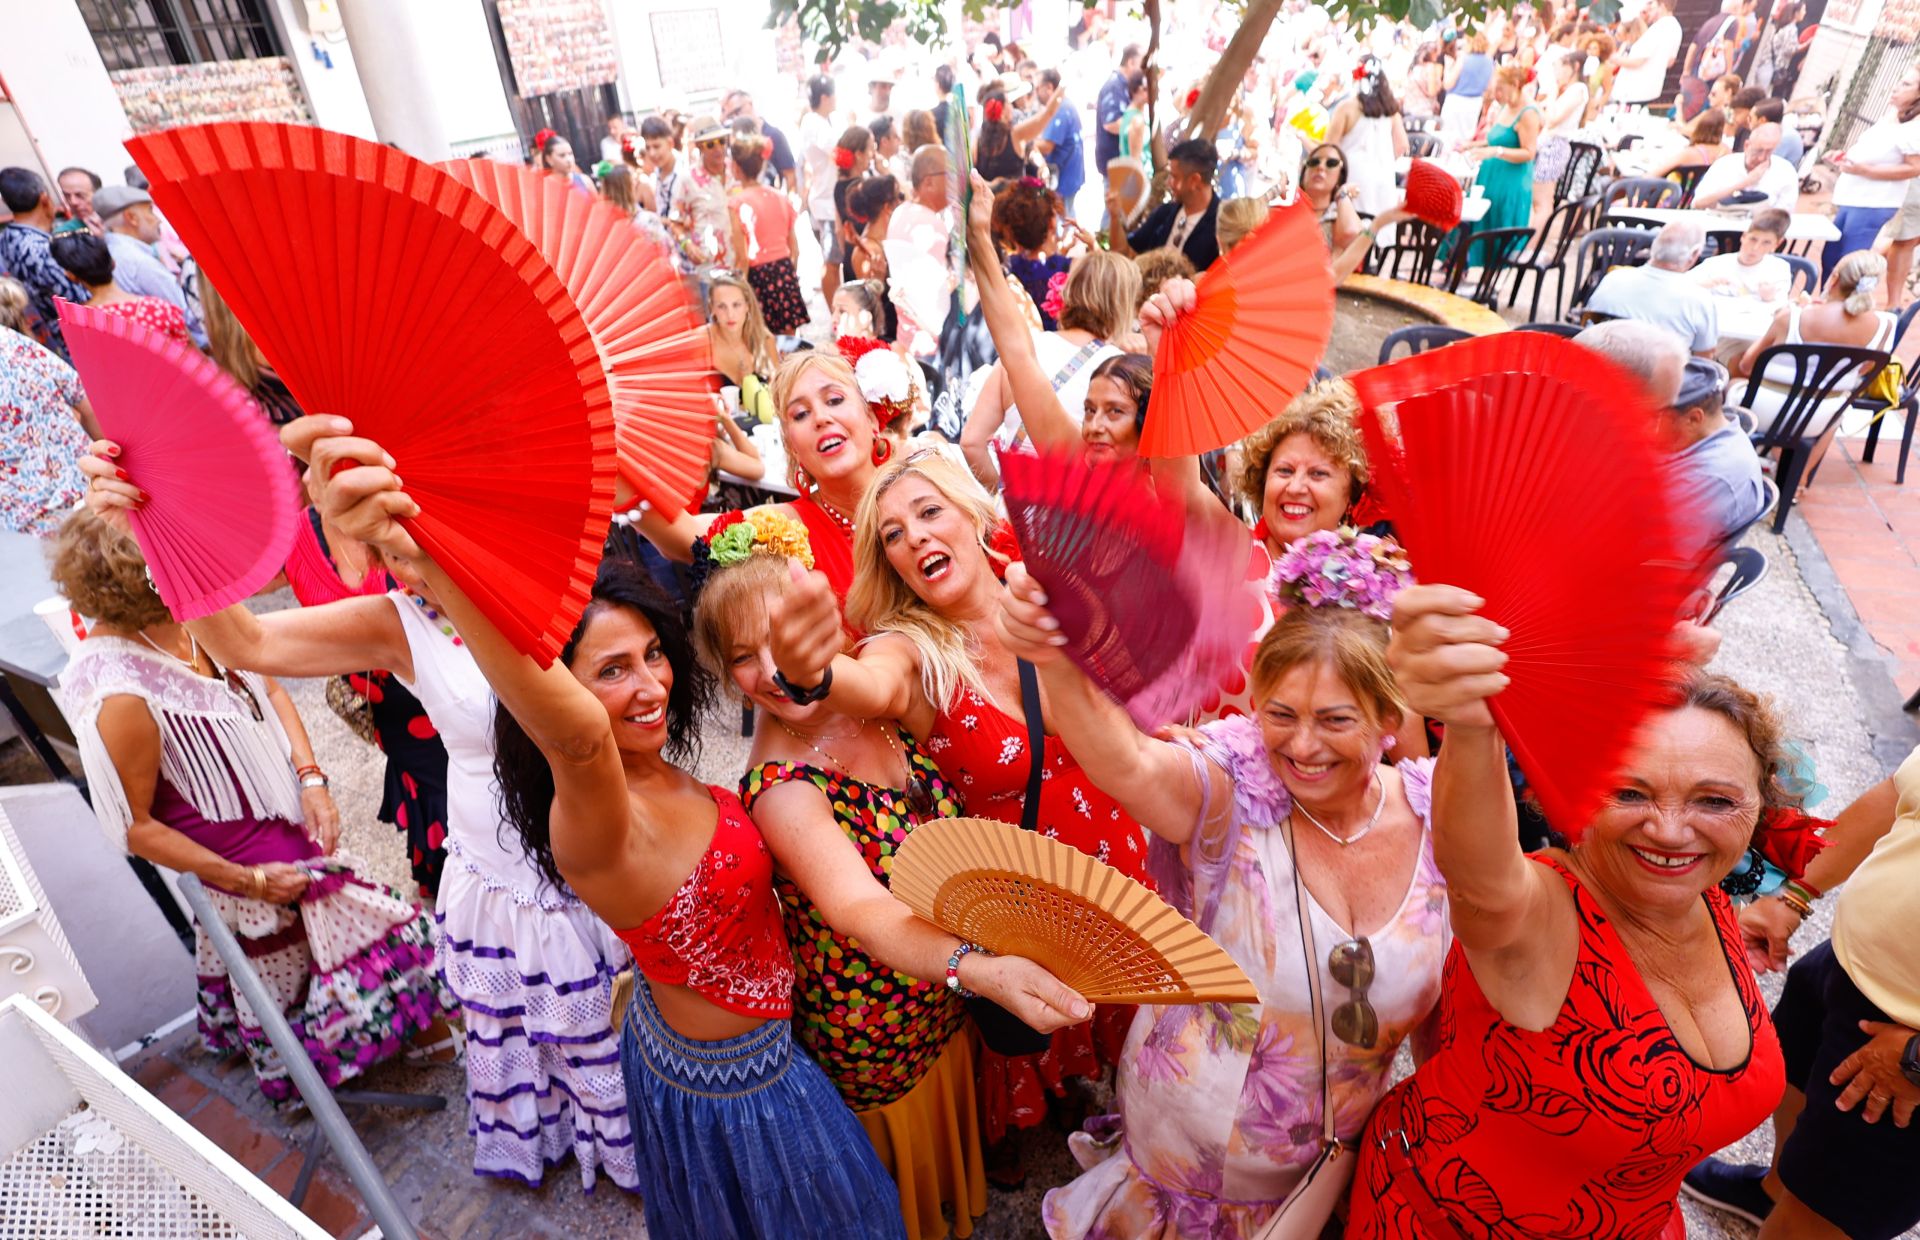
[298,772,330,791]
[772,666,833,706]
[1901,1032,1920,1088]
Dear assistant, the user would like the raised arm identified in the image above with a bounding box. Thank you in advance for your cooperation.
[712,406,765,481]
[751,780,1090,1031]
[1012,91,1063,145]
[996,563,1220,843]
[768,562,926,726]
[964,171,1081,454]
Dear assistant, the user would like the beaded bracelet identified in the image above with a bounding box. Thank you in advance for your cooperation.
[946,943,987,998]
[1778,886,1813,919]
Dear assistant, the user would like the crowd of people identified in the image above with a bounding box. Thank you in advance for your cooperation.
[4,5,1920,1240]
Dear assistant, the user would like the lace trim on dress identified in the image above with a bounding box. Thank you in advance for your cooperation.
[59,638,304,853]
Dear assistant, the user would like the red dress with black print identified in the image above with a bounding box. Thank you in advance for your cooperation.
[1347,856,1784,1240]
[924,687,1150,1142]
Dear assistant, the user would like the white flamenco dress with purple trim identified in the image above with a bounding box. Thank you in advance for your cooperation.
[392,595,637,1191]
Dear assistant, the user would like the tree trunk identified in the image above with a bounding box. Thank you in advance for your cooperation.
[1179,0,1286,148]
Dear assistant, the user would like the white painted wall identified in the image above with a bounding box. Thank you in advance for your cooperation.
[266,0,378,139]
[0,0,134,189]
[415,0,517,146]
[605,0,779,116]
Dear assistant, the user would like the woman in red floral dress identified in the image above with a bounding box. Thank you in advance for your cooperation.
[50,226,192,347]
[770,447,1150,1178]
[1348,584,1794,1239]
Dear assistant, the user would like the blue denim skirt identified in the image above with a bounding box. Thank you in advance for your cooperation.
[620,980,905,1239]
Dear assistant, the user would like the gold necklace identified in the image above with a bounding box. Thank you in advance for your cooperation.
[776,718,937,817]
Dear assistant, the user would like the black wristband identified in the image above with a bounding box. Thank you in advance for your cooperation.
[1901,1033,1920,1088]
[772,665,833,705]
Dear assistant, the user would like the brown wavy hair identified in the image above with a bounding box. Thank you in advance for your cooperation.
[1673,671,1801,813]
[49,508,172,630]
[1248,605,1405,727]
[1233,379,1371,515]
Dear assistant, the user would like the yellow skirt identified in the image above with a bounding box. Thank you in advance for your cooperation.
[856,1028,988,1240]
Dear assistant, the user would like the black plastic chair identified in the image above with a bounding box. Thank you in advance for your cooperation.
[1742,343,1894,532]
[1781,252,1821,297]
[1373,219,1447,285]
[1515,320,1583,337]
[1701,546,1771,624]
[1557,141,1605,206]
[1506,197,1588,321]
[1704,229,1745,257]
[1669,164,1710,207]
[1859,300,1920,484]
[1408,131,1442,158]
[1567,227,1655,314]
[1436,226,1534,305]
[1601,176,1684,220]
[1378,324,1472,365]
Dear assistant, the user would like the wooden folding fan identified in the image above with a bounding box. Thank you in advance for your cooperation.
[127,123,615,667]
[891,817,1260,1005]
[441,158,714,517]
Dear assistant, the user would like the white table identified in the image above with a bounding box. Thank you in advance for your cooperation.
[1708,295,1784,343]
[1610,206,1841,244]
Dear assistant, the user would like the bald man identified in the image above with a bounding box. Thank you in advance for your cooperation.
[1694,123,1801,210]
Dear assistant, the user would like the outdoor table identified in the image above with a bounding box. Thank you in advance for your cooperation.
[1610,206,1842,244]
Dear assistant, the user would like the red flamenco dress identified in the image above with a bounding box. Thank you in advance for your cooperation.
[1346,857,1784,1240]
[923,686,1149,1144]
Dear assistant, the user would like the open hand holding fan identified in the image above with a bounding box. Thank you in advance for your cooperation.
[128,123,615,666]
[891,816,1258,1004]
[58,303,297,621]
[441,159,713,517]
[1144,198,1335,458]
[1403,159,1463,231]
[1000,448,1260,729]
[1349,331,1707,834]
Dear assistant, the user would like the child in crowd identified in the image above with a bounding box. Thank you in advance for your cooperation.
[1690,209,1796,301]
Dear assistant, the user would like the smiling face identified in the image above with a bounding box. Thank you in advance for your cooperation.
[781,361,876,483]
[876,474,986,612]
[1081,374,1141,461]
[1576,706,1762,916]
[1256,658,1396,813]
[570,605,674,756]
[719,587,831,726]
[1262,433,1353,546]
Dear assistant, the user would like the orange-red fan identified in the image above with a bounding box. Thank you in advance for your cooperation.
[1349,332,1707,835]
[1403,159,1463,231]
[1143,198,1335,458]
[441,159,714,517]
[127,123,616,667]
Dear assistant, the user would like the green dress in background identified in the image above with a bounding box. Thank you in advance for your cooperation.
[1451,105,1536,268]
[1118,104,1153,179]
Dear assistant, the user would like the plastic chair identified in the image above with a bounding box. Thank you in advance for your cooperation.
[1669,164,1710,206]
[1741,343,1894,532]
[1567,227,1655,314]
[1373,219,1447,285]
[1557,142,1605,206]
[1601,176,1683,220]
[1781,252,1821,297]
[1515,320,1583,337]
[1506,197,1589,321]
[1378,324,1472,365]
[1701,546,1770,623]
[1859,300,1920,484]
[1437,226,1534,306]
[1407,131,1442,158]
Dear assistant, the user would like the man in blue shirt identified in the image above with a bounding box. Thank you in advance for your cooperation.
[1095,44,1144,175]
[1035,68,1085,212]
[0,167,89,360]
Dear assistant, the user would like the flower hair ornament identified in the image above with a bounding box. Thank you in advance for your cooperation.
[1041,270,1070,322]
[1268,528,1413,621]
[837,335,920,431]
[1184,86,1203,110]
[833,144,857,171]
[984,98,1008,123]
[687,508,816,594]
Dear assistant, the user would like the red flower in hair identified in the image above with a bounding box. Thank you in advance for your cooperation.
[833,145,856,171]
[533,127,559,150]
[708,510,748,538]
[1353,63,1370,82]
[1184,87,1202,109]
[836,335,891,367]
[984,98,1007,123]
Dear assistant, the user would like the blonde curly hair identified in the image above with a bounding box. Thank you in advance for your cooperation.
[1233,379,1371,516]
[49,508,173,630]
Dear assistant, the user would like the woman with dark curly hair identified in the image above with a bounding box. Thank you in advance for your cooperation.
[297,419,909,1238]
[992,176,1080,329]
[1347,593,1792,1240]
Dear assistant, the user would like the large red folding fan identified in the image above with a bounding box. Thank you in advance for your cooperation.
[1144,197,1336,458]
[58,302,298,621]
[1000,448,1259,729]
[441,158,714,516]
[1348,332,1707,835]
[127,123,615,666]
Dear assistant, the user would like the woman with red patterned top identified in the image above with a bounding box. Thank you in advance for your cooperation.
[49,224,192,347]
[769,447,1153,1182]
[303,427,907,1238]
[1345,583,1791,1239]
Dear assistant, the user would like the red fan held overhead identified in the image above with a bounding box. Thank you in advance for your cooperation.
[58,302,298,622]
[441,159,713,517]
[128,123,616,666]
[1144,198,1335,458]
[1349,332,1708,835]
[1000,448,1260,729]
[1403,159,1463,231]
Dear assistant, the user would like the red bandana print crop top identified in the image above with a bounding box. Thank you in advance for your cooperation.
[615,786,794,1019]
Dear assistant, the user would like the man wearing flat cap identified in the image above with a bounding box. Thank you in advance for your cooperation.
[94,185,203,347]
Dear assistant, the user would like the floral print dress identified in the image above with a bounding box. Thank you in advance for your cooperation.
[1043,717,1450,1240]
